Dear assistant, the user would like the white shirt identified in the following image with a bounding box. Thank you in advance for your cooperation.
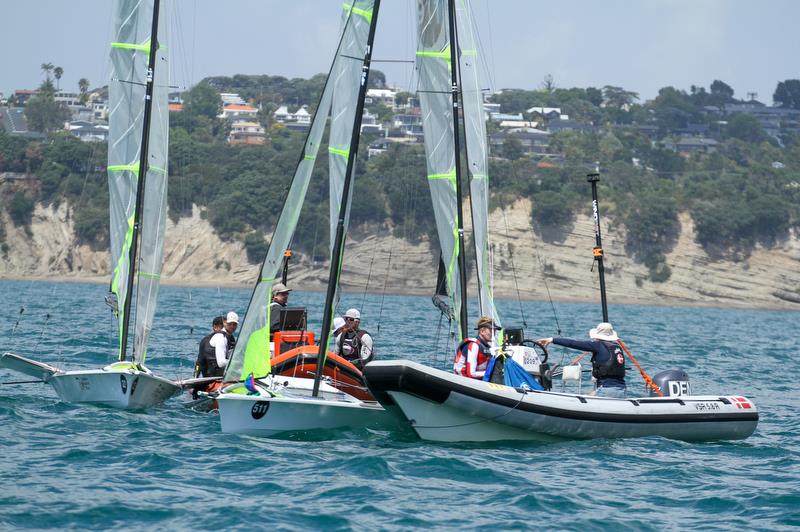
[209,332,228,369]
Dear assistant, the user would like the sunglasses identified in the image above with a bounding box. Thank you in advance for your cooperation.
[345,317,358,322]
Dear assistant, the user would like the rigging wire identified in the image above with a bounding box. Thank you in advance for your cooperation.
[374,246,393,339]
[500,205,528,328]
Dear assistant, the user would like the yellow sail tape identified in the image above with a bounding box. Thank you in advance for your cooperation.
[416,44,451,63]
[138,271,161,280]
[111,213,136,358]
[328,146,350,160]
[148,165,167,175]
[342,2,373,24]
[111,39,151,54]
[108,162,140,174]
[303,154,316,161]
[260,276,276,283]
[427,170,457,182]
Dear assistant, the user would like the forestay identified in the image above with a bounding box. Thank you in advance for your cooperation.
[107,0,169,364]
[225,1,376,382]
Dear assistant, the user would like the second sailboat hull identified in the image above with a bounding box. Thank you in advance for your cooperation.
[49,368,181,409]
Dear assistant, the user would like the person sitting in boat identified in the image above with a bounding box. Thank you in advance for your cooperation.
[195,316,228,378]
[269,282,292,338]
[538,322,626,398]
[335,308,374,369]
[223,311,239,357]
[453,316,498,379]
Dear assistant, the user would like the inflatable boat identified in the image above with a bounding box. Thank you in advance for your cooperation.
[363,358,759,443]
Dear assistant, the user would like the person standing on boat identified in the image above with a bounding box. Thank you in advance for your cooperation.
[538,323,626,398]
[269,282,292,337]
[223,311,239,357]
[195,316,228,378]
[335,308,374,369]
[453,316,498,379]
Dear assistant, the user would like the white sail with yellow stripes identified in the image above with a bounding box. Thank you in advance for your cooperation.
[415,0,464,340]
[225,1,376,382]
[456,0,498,325]
[107,0,169,364]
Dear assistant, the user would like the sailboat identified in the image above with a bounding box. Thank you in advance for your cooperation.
[212,0,404,436]
[0,0,181,409]
[362,0,759,442]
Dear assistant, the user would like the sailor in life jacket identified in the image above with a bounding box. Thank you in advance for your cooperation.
[334,308,374,369]
[223,311,239,358]
[453,316,500,379]
[194,316,229,379]
[538,322,626,398]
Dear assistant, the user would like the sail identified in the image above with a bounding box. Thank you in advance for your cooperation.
[328,1,375,252]
[225,2,375,382]
[107,0,169,363]
[415,0,464,340]
[455,0,498,325]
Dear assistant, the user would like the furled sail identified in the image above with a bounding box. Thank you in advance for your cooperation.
[455,0,498,325]
[415,0,464,340]
[107,0,169,364]
[225,2,375,382]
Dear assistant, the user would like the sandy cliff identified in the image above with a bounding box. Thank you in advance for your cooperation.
[1,200,799,310]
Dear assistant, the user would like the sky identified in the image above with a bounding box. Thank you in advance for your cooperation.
[1,0,798,105]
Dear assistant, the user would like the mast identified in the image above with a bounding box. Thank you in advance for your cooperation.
[119,0,161,362]
[447,0,469,340]
[588,172,609,322]
[312,0,381,397]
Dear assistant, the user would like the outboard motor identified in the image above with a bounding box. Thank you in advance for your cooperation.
[650,369,691,397]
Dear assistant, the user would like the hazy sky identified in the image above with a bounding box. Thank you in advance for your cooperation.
[2,0,797,104]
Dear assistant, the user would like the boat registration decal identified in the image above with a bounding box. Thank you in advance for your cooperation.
[251,401,270,420]
[487,383,507,391]
[693,402,721,411]
[120,375,128,394]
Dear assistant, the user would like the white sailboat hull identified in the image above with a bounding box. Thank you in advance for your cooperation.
[1,352,180,409]
[49,369,181,409]
[364,360,759,443]
[215,376,404,437]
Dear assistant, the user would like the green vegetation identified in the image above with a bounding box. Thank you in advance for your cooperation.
[2,74,800,280]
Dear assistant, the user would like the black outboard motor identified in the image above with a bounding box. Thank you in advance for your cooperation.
[650,369,691,397]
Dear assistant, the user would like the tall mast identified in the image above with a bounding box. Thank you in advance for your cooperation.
[447,0,469,340]
[312,0,381,397]
[588,172,609,322]
[119,0,161,362]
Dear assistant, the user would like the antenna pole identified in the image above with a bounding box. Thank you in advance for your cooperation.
[119,0,161,362]
[587,172,609,323]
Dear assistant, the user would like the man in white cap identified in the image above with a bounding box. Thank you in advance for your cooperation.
[223,311,239,357]
[269,282,292,336]
[335,308,374,369]
[538,322,626,397]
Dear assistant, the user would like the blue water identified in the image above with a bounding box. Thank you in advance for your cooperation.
[1,279,798,530]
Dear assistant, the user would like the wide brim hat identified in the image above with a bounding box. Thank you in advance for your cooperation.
[589,322,618,342]
[474,316,501,331]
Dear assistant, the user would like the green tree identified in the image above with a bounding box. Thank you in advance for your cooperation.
[40,62,54,81]
[724,113,768,143]
[9,191,35,226]
[368,69,386,89]
[78,78,90,104]
[24,80,70,133]
[773,79,800,109]
[183,82,222,119]
[602,85,639,108]
[709,79,735,104]
[53,66,64,90]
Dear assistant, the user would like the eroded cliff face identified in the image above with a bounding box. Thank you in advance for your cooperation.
[1,200,799,309]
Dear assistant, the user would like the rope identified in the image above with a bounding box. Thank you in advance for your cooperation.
[360,244,377,311]
[500,206,527,328]
[618,339,663,397]
[374,246,393,338]
[412,388,530,429]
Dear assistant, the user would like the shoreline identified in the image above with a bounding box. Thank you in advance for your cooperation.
[2,273,798,313]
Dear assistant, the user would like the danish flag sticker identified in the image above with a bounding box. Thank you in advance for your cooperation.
[732,396,752,409]
[617,352,624,364]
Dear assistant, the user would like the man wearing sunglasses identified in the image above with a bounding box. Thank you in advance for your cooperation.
[335,308,374,369]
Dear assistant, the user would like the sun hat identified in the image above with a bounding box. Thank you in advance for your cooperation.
[474,316,501,331]
[333,317,346,330]
[344,308,361,320]
[589,322,618,342]
[272,282,291,294]
[226,311,239,324]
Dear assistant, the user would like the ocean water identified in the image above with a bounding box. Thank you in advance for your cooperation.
[0,279,798,530]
